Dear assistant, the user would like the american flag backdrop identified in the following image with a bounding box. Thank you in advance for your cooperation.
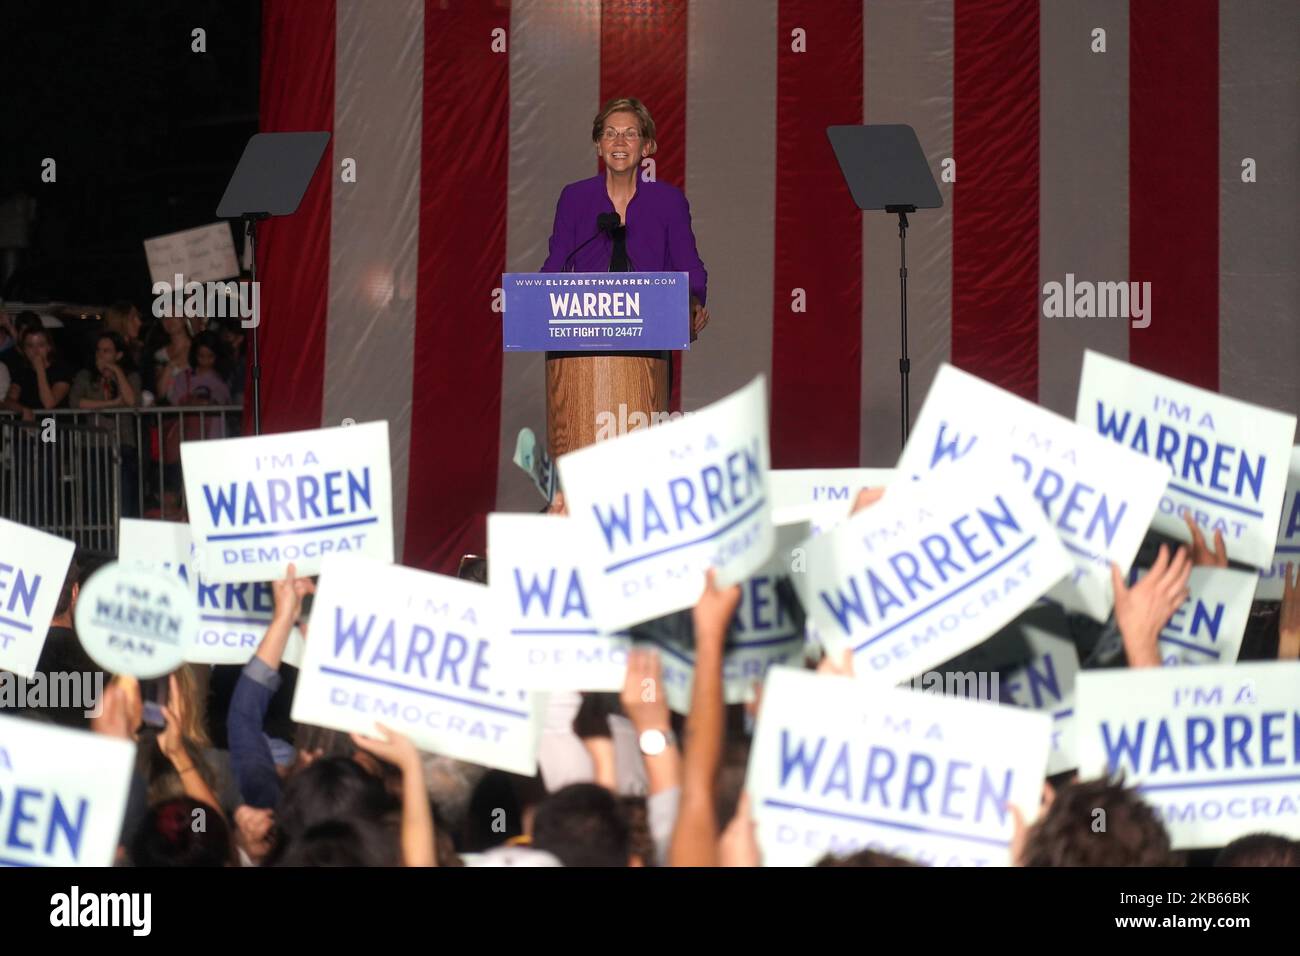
[252,0,1298,575]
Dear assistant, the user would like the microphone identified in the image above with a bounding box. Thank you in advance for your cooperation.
[563,213,623,271]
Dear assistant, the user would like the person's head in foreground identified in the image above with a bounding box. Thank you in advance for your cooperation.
[531,783,633,867]
[1018,776,1180,867]
[1215,833,1300,867]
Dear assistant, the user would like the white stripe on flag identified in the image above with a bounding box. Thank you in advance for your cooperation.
[683,0,779,412]
[326,0,424,555]
[1037,0,1130,415]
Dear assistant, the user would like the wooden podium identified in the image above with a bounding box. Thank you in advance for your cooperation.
[545,352,669,458]
[502,269,689,461]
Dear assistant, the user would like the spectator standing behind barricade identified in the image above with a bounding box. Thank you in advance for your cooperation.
[2,326,73,419]
[165,330,232,432]
[151,312,193,399]
[71,330,143,516]
[103,300,146,374]
[213,317,247,404]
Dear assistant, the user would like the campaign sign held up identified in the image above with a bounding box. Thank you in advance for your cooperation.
[748,666,1051,866]
[291,555,544,776]
[181,421,394,583]
[1256,447,1300,600]
[1076,663,1300,849]
[793,457,1073,685]
[559,375,774,631]
[899,364,1167,621]
[488,513,630,692]
[0,713,136,866]
[0,519,75,679]
[1153,567,1256,667]
[502,272,690,351]
[1077,350,1297,569]
[770,468,894,534]
[1000,630,1080,775]
[636,522,811,715]
[119,518,289,666]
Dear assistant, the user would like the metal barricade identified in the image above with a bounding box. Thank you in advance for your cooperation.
[0,416,120,552]
[0,405,243,549]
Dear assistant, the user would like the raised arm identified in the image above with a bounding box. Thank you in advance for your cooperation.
[669,569,741,866]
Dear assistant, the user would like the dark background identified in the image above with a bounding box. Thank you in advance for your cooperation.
[0,1,261,309]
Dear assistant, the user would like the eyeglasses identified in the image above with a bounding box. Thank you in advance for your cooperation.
[600,127,642,142]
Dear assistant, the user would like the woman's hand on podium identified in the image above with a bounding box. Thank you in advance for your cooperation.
[690,297,710,342]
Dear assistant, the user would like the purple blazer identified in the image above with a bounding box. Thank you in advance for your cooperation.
[540,175,708,306]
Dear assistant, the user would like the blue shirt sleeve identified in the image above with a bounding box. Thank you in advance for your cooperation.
[228,657,283,809]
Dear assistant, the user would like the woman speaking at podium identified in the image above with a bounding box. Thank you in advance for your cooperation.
[539,97,709,456]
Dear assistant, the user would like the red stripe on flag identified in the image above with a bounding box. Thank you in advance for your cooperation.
[253,0,334,435]
[1130,0,1218,390]
[600,0,689,413]
[951,0,1039,400]
[404,1,510,574]
[770,0,863,466]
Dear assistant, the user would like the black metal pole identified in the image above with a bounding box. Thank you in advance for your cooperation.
[896,208,911,448]
[247,217,261,436]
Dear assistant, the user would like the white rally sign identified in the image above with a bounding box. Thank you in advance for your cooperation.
[0,714,136,866]
[181,421,394,583]
[770,469,894,535]
[748,666,1051,866]
[488,513,629,692]
[1256,447,1300,600]
[899,363,1167,621]
[559,375,774,630]
[1077,350,1297,569]
[1000,630,1080,775]
[0,519,75,679]
[1154,567,1255,667]
[637,522,811,715]
[793,456,1073,685]
[119,518,305,666]
[1076,662,1300,849]
[292,554,544,775]
[143,221,239,284]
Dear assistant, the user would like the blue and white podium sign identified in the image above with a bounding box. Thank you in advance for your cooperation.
[502,272,691,351]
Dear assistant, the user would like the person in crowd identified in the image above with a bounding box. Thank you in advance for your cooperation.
[152,312,193,399]
[2,326,73,419]
[103,300,146,372]
[531,783,636,867]
[1215,834,1300,867]
[165,330,232,408]
[1016,776,1181,867]
[129,797,234,867]
[213,317,247,403]
[70,330,144,514]
[4,552,106,729]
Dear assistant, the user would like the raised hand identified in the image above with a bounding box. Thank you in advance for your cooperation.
[851,487,885,515]
[1183,514,1228,567]
[1111,545,1192,668]
[693,568,742,652]
[270,561,315,624]
[351,722,422,773]
[620,648,670,734]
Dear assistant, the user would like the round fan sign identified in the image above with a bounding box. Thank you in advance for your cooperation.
[74,561,195,678]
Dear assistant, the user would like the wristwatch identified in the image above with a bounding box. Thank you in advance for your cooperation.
[638,727,677,756]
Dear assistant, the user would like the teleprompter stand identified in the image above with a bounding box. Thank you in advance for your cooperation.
[216,132,330,435]
[828,125,942,449]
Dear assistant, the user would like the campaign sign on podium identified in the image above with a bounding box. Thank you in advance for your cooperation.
[502,272,690,351]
